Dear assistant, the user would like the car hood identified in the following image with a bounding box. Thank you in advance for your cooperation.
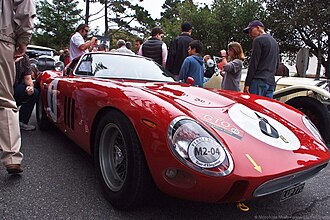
[136,82,235,108]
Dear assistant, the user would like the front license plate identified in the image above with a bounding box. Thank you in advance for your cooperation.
[280,182,305,201]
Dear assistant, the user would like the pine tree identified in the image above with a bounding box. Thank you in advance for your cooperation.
[32,0,82,50]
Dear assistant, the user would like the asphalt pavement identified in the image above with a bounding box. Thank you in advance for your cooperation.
[0,110,329,220]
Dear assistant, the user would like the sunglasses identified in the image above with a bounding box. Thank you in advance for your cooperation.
[83,29,89,33]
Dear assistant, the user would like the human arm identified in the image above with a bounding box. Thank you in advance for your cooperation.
[223,59,243,76]
[219,50,228,77]
[178,58,189,82]
[137,45,143,56]
[165,39,176,71]
[24,75,34,96]
[78,37,97,51]
[14,0,36,58]
[162,43,168,68]
[245,39,261,87]
[220,50,228,65]
[243,85,250,94]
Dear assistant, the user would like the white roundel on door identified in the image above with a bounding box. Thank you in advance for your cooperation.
[228,103,300,150]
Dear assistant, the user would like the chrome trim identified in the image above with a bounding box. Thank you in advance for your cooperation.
[168,116,234,176]
[253,162,328,197]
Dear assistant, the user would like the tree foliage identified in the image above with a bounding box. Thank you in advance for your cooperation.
[94,1,156,39]
[33,0,82,50]
[208,0,266,55]
[263,0,329,76]
[33,0,329,76]
[159,0,266,56]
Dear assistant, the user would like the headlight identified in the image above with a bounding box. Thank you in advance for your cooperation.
[168,116,233,176]
[302,115,324,143]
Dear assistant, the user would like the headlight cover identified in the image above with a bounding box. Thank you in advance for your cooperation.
[168,116,233,176]
[302,115,324,143]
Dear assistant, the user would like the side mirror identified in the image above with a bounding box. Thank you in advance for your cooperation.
[186,77,195,85]
[55,61,65,71]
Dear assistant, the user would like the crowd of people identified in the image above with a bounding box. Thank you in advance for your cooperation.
[60,19,283,100]
[0,0,284,175]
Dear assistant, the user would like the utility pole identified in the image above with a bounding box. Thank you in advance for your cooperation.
[85,0,90,24]
[104,0,108,36]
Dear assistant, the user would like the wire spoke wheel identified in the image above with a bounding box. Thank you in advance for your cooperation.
[99,123,127,192]
[94,110,156,209]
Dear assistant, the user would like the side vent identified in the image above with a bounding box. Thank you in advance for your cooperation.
[64,96,75,130]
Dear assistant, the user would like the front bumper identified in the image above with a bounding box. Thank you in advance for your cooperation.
[253,162,328,197]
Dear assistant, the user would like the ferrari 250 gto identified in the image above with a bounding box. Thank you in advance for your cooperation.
[36,52,330,210]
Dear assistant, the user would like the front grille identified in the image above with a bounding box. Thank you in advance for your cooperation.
[253,163,328,197]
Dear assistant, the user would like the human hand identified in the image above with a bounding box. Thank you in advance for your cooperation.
[243,86,250,94]
[91,37,97,44]
[14,44,27,58]
[220,49,226,57]
[25,86,34,96]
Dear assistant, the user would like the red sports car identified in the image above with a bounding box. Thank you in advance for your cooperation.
[36,52,330,210]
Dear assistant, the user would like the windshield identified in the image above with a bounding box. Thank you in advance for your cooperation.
[75,53,174,82]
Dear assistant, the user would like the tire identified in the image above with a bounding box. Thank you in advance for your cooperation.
[286,96,330,144]
[94,110,154,210]
[36,93,52,130]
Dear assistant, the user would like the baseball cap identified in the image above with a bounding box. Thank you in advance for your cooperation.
[243,20,264,34]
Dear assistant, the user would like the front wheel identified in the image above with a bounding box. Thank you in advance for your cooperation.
[286,96,330,145]
[94,110,154,210]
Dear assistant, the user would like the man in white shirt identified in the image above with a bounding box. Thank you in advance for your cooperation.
[70,24,97,61]
[115,39,134,54]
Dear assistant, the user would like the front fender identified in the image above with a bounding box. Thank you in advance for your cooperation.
[273,85,330,100]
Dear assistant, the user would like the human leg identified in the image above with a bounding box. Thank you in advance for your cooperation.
[249,79,272,97]
[0,41,23,173]
[264,84,275,99]
[16,87,39,125]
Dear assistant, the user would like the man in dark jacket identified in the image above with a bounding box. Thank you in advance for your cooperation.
[166,22,194,79]
[138,27,167,67]
[243,20,279,98]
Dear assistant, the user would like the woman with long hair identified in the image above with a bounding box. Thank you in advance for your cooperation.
[219,42,245,91]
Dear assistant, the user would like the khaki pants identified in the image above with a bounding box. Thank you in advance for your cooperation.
[0,41,23,166]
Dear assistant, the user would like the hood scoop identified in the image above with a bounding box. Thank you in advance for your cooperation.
[255,112,279,138]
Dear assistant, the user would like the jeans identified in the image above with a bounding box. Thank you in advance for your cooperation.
[249,79,275,98]
[14,83,39,124]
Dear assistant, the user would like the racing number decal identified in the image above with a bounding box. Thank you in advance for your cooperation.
[47,79,59,122]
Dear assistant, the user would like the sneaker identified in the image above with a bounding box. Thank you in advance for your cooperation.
[6,164,23,174]
[19,122,36,131]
